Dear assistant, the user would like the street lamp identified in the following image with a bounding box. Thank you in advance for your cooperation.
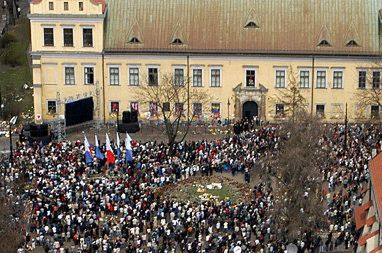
[9,116,17,166]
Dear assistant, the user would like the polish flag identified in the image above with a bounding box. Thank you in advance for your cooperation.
[105,133,116,164]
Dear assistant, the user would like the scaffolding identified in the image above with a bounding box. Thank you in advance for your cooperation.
[50,92,66,141]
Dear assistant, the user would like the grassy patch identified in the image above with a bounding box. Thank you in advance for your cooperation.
[0,17,32,120]
[158,175,252,204]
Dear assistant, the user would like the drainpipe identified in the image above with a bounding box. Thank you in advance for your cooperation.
[102,53,106,124]
[311,57,315,117]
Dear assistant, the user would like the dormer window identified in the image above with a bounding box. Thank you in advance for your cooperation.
[244,21,259,28]
[171,38,183,45]
[318,40,331,47]
[128,37,141,44]
[346,40,359,47]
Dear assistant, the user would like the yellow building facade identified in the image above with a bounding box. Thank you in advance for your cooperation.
[29,0,382,124]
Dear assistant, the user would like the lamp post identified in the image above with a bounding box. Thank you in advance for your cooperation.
[9,116,17,166]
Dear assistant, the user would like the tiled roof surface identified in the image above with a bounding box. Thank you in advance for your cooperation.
[355,201,373,230]
[370,152,382,223]
[105,0,382,55]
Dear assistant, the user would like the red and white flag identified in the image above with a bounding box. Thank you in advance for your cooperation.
[105,133,116,164]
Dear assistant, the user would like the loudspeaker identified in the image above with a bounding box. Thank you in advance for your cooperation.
[29,123,49,137]
[131,111,138,123]
[122,111,131,124]
[117,122,140,133]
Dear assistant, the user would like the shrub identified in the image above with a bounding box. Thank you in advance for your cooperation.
[0,32,18,48]
[1,44,24,67]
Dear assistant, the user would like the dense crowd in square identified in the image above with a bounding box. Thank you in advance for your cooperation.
[0,120,380,253]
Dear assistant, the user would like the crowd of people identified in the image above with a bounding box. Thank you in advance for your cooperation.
[0,119,380,252]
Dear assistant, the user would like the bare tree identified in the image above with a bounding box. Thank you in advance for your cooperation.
[274,66,307,122]
[265,112,328,241]
[354,67,382,120]
[134,73,211,148]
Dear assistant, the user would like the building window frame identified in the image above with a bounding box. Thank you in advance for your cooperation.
[64,65,76,85]
[47,100,57,114]
[316,70,327,89]
[84,66,95,85]
[358,70,367,89]
[48,1,54,10]
[316,104,325,117]
[148,66,159,86]
[64,1,69,11]
[130,101,139,113]
[210,67,222,87]
[192,67,203,87]
[211,102,221,118]
[173,67,185,86]
[43,27,54,47]
[245,68,256,87]
[332,70,343,89]
[149,102,158,116]
[79,2,84,11]
[371,105,380,119]
[128,66,140,86]
[63,27,74,47]
[109,66,120,86]
[193,102,203,117]
[275,69,286,88]
[275,104,285,117]
[299,69,310,88]
[82,27,93,47]
[372,71,381,89]
[110,101,119,113]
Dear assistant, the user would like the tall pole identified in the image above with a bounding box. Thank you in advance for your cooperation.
[344,103,348,150]
[187,55,190,123]
[9,123,12,166]
[310,57,315,117]
[227,98,230,124]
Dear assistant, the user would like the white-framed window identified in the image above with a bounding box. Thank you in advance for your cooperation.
[109,67,120,86]
[84,66,94,85]
[275,69,286,88]
[210,68,222,87]
[174,68,185,86]
[63,28,73,47]
[192,68,203,87]
[372,71,381,89]
[299,70,310,88]
[43,27,54,46]
[64,66,75,85]
[129,67,139,86]
[316,70,326,88]
[358,70,366,89]
[245,69,256,87]
[332,70,343,89]
[82,28,93,47]
[148,67,159,86]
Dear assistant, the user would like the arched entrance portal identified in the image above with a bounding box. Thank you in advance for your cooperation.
[242,101,258,120]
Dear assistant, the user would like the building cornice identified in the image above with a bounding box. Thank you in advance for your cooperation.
[31,51,103,58]
[28,14,105,21]
[103,49,382,59]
